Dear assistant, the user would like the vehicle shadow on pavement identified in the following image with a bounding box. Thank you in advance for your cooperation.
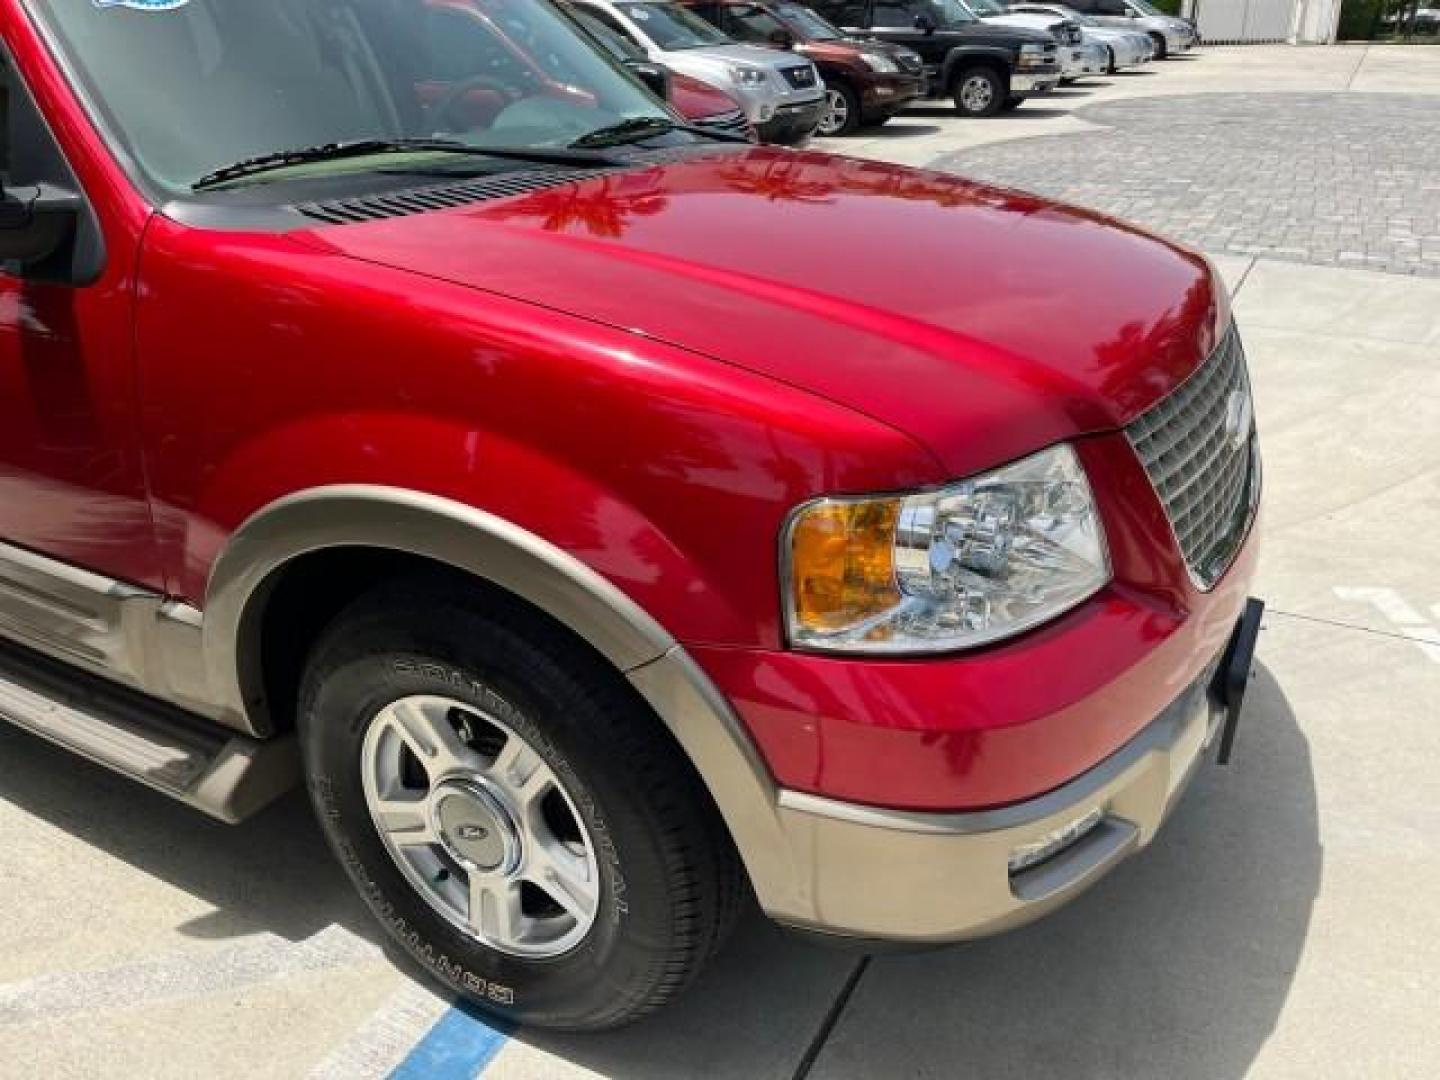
[0,654,1315,1080]
[852,123,944,140]
[510,656,1319,1080]
[997,107,1080,120]
[0,725,378,946]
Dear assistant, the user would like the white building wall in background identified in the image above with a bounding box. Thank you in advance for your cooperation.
[1292,0,1344,42]
[1183,0,1324,43]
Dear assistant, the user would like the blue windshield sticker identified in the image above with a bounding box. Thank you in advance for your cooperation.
[93,0,192,11]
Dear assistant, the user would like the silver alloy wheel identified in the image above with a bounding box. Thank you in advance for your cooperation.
[817,87,849,136]
[959,74,995,113]
[361,695,600,959]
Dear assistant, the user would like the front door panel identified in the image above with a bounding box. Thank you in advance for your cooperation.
[0,37,158,596]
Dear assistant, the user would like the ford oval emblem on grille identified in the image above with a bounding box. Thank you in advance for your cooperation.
[1223,388,1253,451]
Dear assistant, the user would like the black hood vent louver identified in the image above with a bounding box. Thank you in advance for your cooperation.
[290,145,743,226]
[292,166,589,225]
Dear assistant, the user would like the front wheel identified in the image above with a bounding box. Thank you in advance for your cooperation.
[952,67,1005,118]
[816,81,862,136]
[1149,32,1168,59]
[299,581,745,1030]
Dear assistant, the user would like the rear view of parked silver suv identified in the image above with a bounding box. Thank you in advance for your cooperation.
[571,0,827,141]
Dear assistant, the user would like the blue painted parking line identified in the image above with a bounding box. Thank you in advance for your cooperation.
[389,1003,514,1080]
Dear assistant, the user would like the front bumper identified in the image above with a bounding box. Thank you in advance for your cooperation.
[754,97,826,144]
[771,631,1251,942]
[1011,70,1060,96]
[1065,43,1109,77]
[1167,28,1197,52]
[859,73,926,116]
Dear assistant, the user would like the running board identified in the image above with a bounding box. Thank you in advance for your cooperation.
[0,643,299,823]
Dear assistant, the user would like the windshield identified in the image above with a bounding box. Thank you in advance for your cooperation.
[723,3,791,43]
[568,8,645,59]
[963,0,1008,15]
[614,2,731,48]
[773,3,843,38]
[926,0,979,26]
[30,0,676,195]
[1027,4,1097,23]
[1128,0,1164,13]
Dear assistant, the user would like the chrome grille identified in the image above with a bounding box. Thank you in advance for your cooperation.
[1127,326,1260,589]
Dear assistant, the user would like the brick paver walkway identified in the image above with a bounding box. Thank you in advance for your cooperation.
[933,92,1440,277]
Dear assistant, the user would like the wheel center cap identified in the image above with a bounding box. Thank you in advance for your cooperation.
[432,780,519,874]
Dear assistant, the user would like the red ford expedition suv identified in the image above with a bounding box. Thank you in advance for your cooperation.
[0,0,1261,1031]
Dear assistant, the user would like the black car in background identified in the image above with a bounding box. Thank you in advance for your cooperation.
[801,0,1061,115]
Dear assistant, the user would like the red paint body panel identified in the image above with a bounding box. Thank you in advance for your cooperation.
[134,217,938,648]
[693,435,1261,811]
[1,2,1254,814]
[308,148,1225,479]
[0,2,161,588]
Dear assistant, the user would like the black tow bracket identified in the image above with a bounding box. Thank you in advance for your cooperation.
[1213,597,1265,765]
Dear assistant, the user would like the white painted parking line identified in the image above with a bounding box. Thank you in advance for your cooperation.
[1333,587,1440,664]
[0,925,378,1026]
[309,979,455,1080]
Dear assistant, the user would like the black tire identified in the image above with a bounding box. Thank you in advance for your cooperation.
[951,66,1005,118]
[816,80,862,136]
[1000,94,1024,112]
[298,579,745,1031]
[1149,32,1168,59]
[1105,46,1116,74]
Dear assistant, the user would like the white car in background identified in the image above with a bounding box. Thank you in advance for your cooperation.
[568,0,826,142]
[1062,0,1197,58]
[1010,2,1154,70]
[957,0,1105,81]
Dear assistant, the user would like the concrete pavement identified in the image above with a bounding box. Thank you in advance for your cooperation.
[819,43,1440,166]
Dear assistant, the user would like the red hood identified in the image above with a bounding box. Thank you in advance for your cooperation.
[301,147,1224,479]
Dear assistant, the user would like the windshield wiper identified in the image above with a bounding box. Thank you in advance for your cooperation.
[192,138,627,192]
[570,116,750,149]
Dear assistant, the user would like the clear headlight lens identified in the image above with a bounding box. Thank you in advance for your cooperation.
[784,444,1110,654]
[861,53,899,73]
[1020,41,1048,54]
[728,64,769,86]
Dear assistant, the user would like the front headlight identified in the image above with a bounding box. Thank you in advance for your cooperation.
[1020,42,1047,55]
[783,444,1110,654]
[728,64,769,86]
[860,53,899,73]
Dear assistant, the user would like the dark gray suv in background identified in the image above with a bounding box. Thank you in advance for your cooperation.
[802,0,1061,116]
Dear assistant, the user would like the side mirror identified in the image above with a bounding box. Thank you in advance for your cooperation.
[0,183,80,268]
[768,28,796,49]
[623,58,673,100]
[914,12,937,32]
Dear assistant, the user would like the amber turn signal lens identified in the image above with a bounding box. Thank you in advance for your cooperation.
[789,499,901,634]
